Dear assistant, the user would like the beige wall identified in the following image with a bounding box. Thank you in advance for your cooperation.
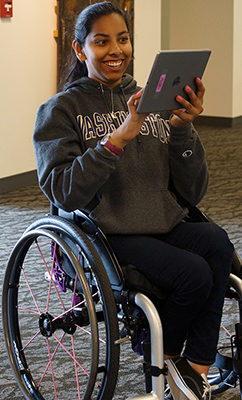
[168,0,233,117]
[167,0,240,118]
[134,0,242,119]
[0,0,57,179]
[233,0,242,117]
[133,0,161,86]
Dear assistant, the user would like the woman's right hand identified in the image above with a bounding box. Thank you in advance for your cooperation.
[108,92,148,150]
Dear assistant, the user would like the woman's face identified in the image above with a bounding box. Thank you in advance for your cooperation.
[77,13,132,89]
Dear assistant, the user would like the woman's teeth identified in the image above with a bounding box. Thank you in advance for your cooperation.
[106,61,122,67]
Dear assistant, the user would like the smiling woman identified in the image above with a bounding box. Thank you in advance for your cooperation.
[32,3,234,400]
[58,0,134,90]
[72,13,132,89]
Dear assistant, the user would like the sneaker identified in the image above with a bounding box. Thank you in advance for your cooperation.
[165,357,214,400]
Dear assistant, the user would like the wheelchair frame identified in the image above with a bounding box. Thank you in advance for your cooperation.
[2,205,242,400]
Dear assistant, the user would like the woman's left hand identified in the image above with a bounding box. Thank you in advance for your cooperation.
[170,78,205,128]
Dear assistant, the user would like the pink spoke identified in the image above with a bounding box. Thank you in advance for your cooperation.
[21,330,41,351]
[52,333,90,376]
[38,333,65,387]
[46,242,57,312]
[71,335,81,400]
[17,306,40,315]
[46,338,58,400]
[52,299,86,322]
[75,324,105,344]
[35,240,66,310]
[22,268,41,314]
[221,323,233,337]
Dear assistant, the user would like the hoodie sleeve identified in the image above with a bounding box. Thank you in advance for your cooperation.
[33,96,120,211]
[168,123,209,207]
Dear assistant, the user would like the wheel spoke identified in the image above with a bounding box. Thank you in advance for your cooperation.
[75,324,106,344]
[35,239,66,311]
[21,329,41,351]
[22,268,41,314]
[220,323,233,337]
[52,333,90,377]
[52,299,86,322]
[38,333,65,387]
[71,334,81,400]
[46,338,58,400]
[46,242,57,312]
[17,306,40,315]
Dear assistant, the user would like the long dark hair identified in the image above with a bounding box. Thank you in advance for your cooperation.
[60,1,131,91]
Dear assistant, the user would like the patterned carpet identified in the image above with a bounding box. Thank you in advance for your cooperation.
[0,123,242,399]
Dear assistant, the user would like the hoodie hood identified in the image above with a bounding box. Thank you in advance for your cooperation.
[63,73,140,120]
[65,73,138,95]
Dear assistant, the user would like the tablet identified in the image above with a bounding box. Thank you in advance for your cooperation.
[136,49,211,113]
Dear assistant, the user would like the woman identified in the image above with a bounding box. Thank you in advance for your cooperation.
[33,2,233,400]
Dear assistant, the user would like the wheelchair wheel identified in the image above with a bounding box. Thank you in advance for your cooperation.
[207,280,242,394]
[2,216,120,400]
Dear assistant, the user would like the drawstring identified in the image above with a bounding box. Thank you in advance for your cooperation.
[99,83,126,129]
[99,83,142,148]
[99,83,129,115]
[120,85,129,113]
[99,83,116,121]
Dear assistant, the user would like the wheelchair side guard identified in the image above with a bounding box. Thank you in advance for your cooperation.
[122,265,166,301]
[58,208,125,291]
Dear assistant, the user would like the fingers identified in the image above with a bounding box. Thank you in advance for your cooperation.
[176,87,203,115]
[195,77,205,105]
[176,78,205,109]
[127,91,149,119]
[170,78,205,127]
[127,91,143,109]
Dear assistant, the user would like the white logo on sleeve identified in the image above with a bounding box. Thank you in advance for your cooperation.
[182,150,193,158]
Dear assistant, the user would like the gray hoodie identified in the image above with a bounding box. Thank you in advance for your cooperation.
[33,74,209,234]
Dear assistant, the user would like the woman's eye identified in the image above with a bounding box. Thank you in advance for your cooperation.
[120,36,129,43]
[95,40,107,45]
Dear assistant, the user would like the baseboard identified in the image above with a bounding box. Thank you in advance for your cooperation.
[0,170,38,194]
[195,115,242,128]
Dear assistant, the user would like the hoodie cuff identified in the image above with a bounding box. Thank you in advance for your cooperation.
[169,122,197,145]
[95,142,121,161]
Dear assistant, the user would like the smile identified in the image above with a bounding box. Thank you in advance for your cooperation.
[104,60,123,68]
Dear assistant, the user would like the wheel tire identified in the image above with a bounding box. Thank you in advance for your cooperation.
[2,216,120,400]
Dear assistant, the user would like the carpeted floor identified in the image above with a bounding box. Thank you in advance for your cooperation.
[0,124,242,399]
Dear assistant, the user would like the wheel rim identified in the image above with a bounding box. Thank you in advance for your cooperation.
[3,229,112,400]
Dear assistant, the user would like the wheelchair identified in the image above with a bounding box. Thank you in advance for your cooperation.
[2,204,242,400]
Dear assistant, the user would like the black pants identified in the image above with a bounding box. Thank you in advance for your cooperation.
[107,221,234,365]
